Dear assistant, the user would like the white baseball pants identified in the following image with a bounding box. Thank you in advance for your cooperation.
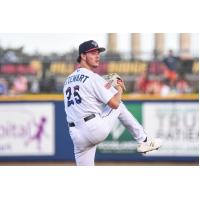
[68,102,147,166]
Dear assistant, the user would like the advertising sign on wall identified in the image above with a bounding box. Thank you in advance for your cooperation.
[97,102,199,158]
[143,102,199,156]
[0,103,55,156]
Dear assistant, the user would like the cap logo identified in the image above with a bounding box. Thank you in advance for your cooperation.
[91,41,98,47]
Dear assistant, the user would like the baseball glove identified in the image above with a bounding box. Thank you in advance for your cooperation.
[103,73,126,91]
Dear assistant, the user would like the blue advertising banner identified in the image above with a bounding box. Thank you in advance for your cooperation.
[0,97,198,163]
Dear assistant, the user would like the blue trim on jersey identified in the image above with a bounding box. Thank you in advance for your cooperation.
[102,108,113,118]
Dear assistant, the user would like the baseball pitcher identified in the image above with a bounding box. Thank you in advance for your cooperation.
[63,40,161,166]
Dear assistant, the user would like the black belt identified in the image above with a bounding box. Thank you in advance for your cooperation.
[68,114,96,127]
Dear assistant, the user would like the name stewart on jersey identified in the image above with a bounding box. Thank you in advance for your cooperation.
[64,74,89,85]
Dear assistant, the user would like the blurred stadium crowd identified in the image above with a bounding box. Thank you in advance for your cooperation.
[0,45,199,96]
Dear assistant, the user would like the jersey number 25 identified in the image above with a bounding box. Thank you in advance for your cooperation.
[65,86,82,107]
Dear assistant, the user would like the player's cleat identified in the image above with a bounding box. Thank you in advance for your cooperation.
[137,138,161,153]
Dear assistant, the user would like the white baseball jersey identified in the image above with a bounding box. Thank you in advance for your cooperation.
[63,67,147,166]
[63,67,117,122]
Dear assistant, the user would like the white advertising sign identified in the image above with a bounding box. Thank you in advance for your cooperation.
[143,102,199,156]
[0,103,55,156]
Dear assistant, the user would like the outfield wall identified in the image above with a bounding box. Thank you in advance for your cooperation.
[0,94,198,162]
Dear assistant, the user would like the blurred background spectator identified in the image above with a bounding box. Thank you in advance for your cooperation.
[0,77,8,95]
[163,49,179,81]
[135,70,150,94]
[175,73,192,94]
[10,74,28,95]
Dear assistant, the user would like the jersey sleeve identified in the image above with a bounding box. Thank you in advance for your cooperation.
[92,74,118,104]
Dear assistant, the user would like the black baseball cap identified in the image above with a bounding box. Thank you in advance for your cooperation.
[77,40,106,62]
